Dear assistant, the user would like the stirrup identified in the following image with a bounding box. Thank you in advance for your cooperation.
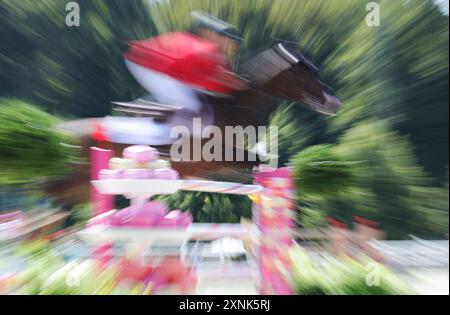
[111,97,182,120]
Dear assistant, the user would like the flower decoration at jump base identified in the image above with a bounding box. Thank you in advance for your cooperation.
[91,145,191,228]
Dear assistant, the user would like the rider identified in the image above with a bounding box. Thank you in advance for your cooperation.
[124,11,247,116]
[190,10,247,90]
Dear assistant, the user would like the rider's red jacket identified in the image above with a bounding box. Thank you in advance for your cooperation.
[124,32,234,94]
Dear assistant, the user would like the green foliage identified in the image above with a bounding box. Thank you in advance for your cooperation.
[0,98,78,183]
[14,254,122,295]
[293,121,449,238]
[289,245,410,295]
[291,144,355,196]
[15,238,52,259]
[158,191,252,223]
[326,0,449,182]
[70,203,92,228]
[290,144,357,229]
[334,120,449,238]
[0,0,156,117]
[10,242,153,295]
[269,103,330,166]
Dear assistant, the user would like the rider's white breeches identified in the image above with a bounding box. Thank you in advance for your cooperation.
[125,60,202,114]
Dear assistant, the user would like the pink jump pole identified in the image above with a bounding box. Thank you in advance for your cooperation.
[90,146,114,267]
[253,166,296,295]
[90,147,114,215]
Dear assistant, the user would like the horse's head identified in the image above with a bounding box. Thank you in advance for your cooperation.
[238,43,342,115]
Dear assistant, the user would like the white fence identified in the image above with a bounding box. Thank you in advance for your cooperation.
[368,239,449,267]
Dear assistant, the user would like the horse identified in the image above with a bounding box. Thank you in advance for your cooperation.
[47,43,342,205]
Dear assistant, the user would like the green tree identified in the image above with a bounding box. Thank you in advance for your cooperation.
[158,191,252,223]
[0,0,156,117]
[0,98,77,183]
[327,0,449,183]
[292,120,448,239]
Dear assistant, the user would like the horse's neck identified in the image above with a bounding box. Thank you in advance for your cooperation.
[211,89,279,128]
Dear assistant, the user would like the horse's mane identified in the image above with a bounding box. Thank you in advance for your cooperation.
[239,42,319,74]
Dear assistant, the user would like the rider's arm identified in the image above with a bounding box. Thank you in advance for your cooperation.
[210,66,249,91]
